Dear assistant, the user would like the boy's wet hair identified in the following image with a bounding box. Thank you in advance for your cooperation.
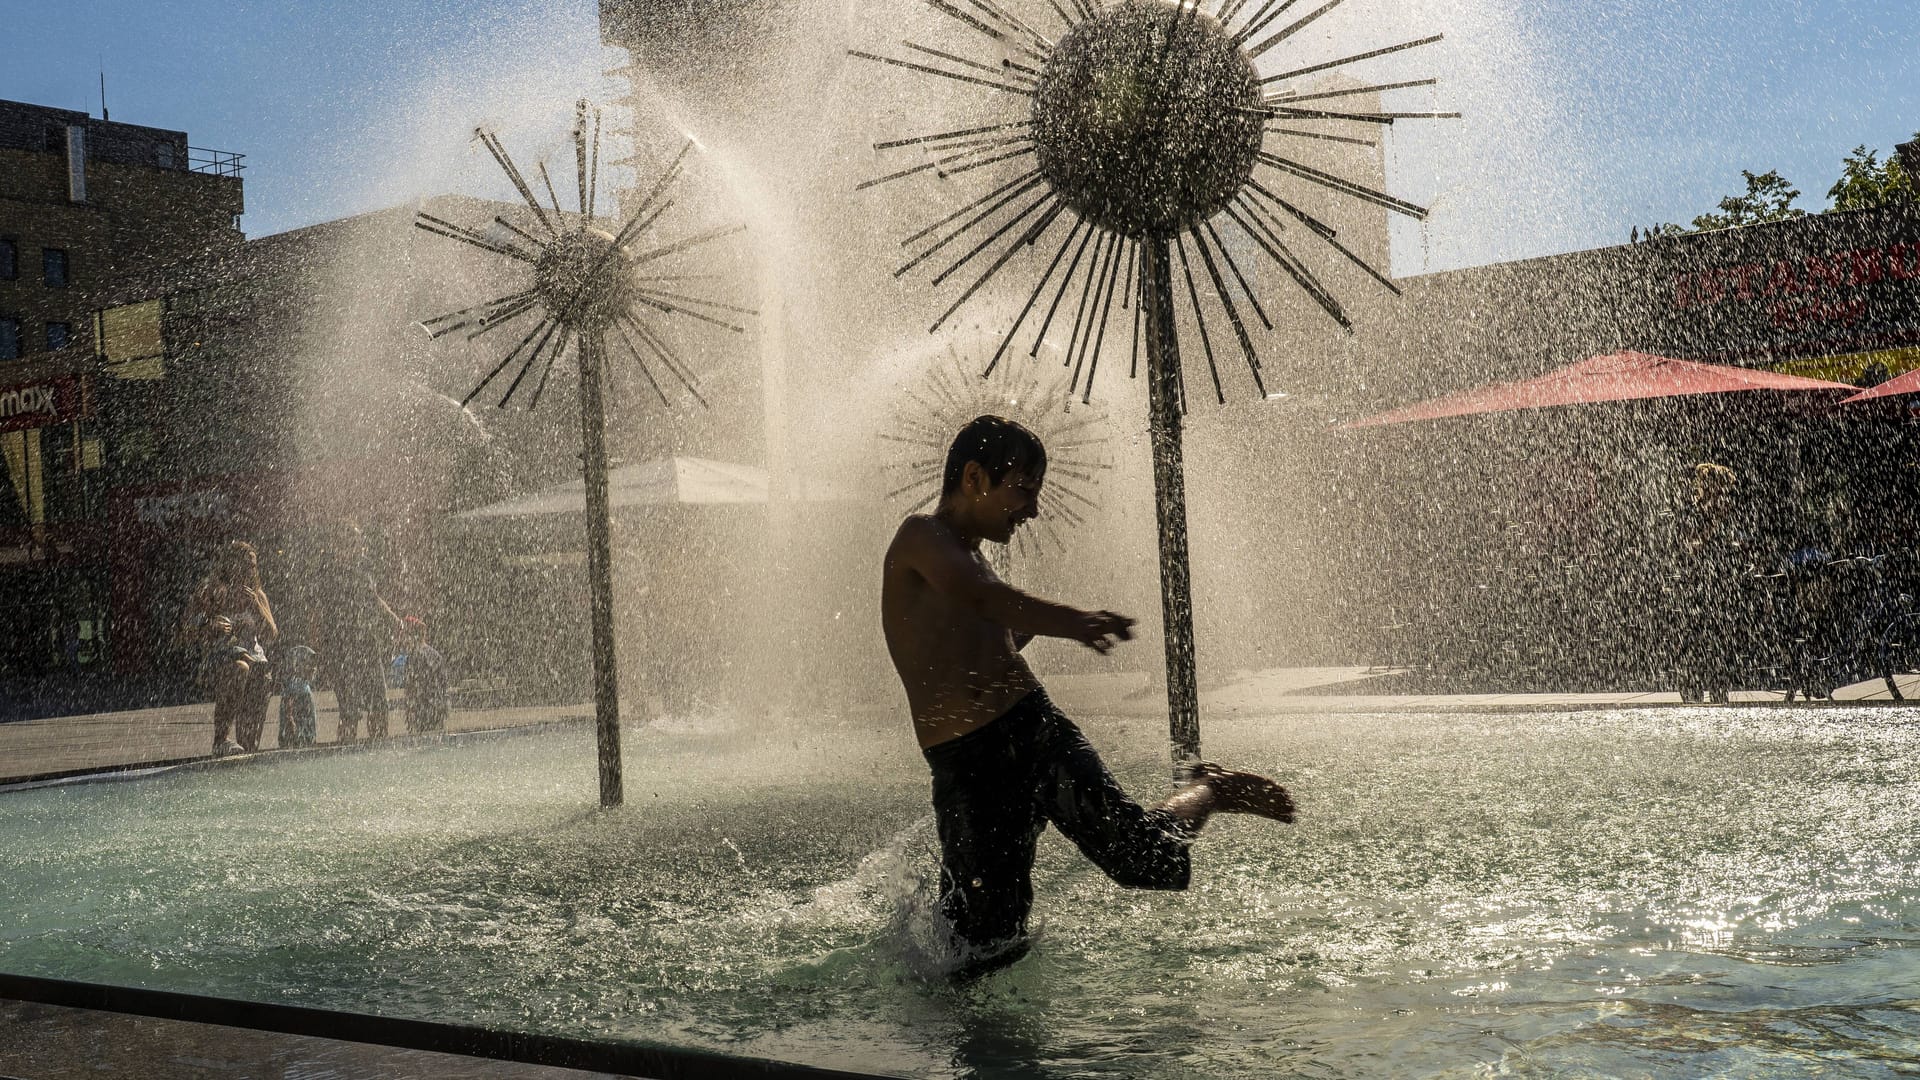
[943,415,1046,496]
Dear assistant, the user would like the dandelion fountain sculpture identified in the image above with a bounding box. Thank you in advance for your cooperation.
[413,101,750,806]
[855,0,1456,764]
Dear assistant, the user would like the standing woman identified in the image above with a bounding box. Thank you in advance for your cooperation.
[181,541,279,755]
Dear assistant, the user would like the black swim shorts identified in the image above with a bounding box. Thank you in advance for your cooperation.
[921,688,1194,964]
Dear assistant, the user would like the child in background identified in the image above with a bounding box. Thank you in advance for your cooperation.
[278,645,318,749]
[399,616,449,734]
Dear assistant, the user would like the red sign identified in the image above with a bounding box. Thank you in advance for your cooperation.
[1671,242,1920,331]
[0,375,86,434]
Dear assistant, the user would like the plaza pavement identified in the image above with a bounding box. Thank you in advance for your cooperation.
[0,688,594,787]
[5,666,1916,787]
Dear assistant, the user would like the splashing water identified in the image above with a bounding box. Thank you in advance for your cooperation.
[6,706,1920,1077]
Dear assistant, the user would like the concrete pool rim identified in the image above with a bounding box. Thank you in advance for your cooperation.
[0,971,904,1079]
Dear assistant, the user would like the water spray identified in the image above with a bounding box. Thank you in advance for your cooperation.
[414,100,752,807]
[855,0,1455,766]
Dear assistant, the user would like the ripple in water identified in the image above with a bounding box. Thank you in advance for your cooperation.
[3,707,1920,1077]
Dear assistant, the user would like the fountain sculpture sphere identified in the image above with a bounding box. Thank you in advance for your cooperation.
[1032,0,1265,239]
[534,226,640,331]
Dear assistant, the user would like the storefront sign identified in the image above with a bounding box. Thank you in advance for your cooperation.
[0,376,85,434]
[1671,242,1920,324]
[133,490,234,526]
[1639,206,1920,363]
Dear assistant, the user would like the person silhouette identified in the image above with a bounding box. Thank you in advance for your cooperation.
[881,416,1296,976]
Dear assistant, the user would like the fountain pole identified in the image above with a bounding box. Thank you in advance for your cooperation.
[1141,236,1201,768]
[416,114,747,808]
[859,0,1448,772]
[577,330,624,808]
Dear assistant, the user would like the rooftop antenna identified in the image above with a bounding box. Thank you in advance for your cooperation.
[98,67,108,121]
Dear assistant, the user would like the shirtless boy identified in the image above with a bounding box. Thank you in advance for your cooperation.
[882,415,1296,974]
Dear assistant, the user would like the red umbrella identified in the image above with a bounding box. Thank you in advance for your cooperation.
[1343,351,1857,429]
[1842,367,1920,404]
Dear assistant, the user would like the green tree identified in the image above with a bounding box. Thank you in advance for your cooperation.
[1689,169,1806,232]
[1828,136,1917,211]
[1633,134,1920,241]
[1637,169,1805,240]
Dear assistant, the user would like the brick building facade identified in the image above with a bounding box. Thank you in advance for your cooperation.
[87,197,567,699]
[0,99,243,697]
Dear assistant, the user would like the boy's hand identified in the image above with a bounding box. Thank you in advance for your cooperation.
[1074,610,1135,654]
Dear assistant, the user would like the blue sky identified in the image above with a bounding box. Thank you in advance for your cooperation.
[3,0,617,240]
[3,0,1916,271]
[1501,0,1917,240]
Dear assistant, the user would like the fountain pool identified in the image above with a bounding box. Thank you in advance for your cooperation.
[5,705,1920,1078]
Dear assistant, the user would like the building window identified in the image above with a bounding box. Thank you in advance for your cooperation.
[0,318,19,361]
[0,239,15,280]
[115,426,157,466]
[43,249,69,288]
[156,142,175,169]
[46,322,71,351]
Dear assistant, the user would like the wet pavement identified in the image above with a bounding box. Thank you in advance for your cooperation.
[4,667,1912,787]
[0,690,591,786]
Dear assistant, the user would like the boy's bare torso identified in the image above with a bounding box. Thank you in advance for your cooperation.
[883,515,1041,749]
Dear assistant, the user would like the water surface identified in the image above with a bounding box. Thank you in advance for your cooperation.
[4,706,1919,1077]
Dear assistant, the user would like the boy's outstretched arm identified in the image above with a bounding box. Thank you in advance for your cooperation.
[893,517,1133,652]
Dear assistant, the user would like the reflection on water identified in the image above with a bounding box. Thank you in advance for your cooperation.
[4,707,1920,1077]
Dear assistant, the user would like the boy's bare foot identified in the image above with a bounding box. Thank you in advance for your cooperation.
[1187,762,1296,823]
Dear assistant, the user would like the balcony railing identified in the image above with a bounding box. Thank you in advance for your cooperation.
[188,147,245,177]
